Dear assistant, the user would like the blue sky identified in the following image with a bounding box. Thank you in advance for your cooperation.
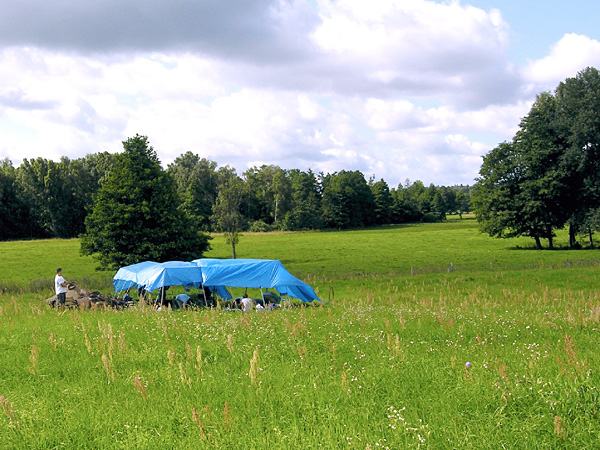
[0,0,599,187]
[469,0,600,62]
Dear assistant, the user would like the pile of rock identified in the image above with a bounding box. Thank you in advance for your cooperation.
[45,284,133,309]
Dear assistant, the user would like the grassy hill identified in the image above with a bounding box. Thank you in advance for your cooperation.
[2,217,597,291]
[1,219,599,448]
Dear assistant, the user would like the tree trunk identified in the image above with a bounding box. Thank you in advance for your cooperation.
[534,236,542,249]
[589,229,595,248]
[569,224,577,248]
[546,226,554,250]
[231,239,236,259]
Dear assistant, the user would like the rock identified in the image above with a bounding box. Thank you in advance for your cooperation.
[45,286,129,310]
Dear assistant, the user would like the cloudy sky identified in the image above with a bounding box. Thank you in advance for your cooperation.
[1,0,599,187]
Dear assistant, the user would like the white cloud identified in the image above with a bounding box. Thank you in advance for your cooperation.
[309,0,517,107]
[0,1,597,187]
[524,34,600,88]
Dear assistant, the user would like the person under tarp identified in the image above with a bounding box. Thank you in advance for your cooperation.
[192,258,323,304]
[112,261,232,307]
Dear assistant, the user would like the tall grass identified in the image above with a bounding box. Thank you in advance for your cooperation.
[1,219,600,448]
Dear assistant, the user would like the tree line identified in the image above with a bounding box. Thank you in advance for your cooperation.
[473,67,600,249]
[0,143,472,243]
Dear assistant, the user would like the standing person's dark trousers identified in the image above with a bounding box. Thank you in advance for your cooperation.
[57,292,66,307]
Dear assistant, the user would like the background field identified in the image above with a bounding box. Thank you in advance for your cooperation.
[1,218,600,449]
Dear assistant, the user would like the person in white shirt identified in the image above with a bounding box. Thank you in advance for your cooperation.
[241,293,254,312]
[54,268,70,308]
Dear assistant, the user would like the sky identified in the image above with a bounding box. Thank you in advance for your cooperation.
[1,0,600,187]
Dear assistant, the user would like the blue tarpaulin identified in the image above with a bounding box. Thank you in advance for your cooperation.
[192,258,323,303]
[113,261,232,299]
[113,261,161,292]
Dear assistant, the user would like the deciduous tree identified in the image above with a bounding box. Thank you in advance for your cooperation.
[212,176,246,259]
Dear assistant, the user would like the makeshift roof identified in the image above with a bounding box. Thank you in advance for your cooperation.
[113,261,160,292]
[113,261,231,299]
[192,258,323,303]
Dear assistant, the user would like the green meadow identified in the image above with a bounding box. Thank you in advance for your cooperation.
[1,218,600,449]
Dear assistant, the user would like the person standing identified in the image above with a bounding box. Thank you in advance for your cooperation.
[54,268,70,308]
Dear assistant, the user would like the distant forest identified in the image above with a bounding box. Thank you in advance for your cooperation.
[0,151,471,241]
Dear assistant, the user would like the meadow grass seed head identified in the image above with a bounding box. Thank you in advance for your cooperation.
[196,346,203,369]
[249,348,260,385]
[0,395,18,427]
[134,377,148,399]
[179,363,191,387]
[226,334,234,353]
[554,415,566,438]
[118,330,126,353]
[223,402,232,429]
[101,353,113,381]
[191,408,207,440]
[28,345,40,375]
[168,348,177,365]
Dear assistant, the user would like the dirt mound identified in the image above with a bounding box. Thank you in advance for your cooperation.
[45,285,132,310]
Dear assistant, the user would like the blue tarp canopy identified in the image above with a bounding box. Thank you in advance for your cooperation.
[113,261,161,292]
[192,258,323,303]
[113,261,232,299]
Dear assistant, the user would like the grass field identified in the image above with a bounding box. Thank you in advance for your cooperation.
[1,218,600,448]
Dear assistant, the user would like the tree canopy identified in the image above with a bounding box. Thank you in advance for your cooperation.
[473,67,600,248]
[211,176,246,259]
[80,135,211,269]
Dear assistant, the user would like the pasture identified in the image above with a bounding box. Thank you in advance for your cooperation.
[1,218,600,449]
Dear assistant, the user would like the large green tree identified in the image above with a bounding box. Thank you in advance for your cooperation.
[14,157,76,238]
[473,141,548,249]
[243,165,291,227]
[167,152,220,231]
[370,178,393,225]
[211,176,247,259]
[80,135,211,269]
[555,67,600,244]
[473,94,569,250]
[321,170,375,229]
[455,190,471,219]
[282,169,322,230]
[0,159,29,240]
[473,67,600,249]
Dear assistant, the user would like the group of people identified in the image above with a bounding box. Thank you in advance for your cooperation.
[127,285,217,310]
[233,293,279,312]
[54,268,281,311]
